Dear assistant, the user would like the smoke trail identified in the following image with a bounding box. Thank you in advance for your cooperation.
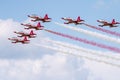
[84,23,120,37]
[55,22,120,44]
[44,39,120,61]
[44,29,120,53]
[34,44,120,68]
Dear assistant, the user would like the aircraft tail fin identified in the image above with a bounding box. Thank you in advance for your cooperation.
[112,19,115,24]
[44,14,48,19]
[77,16,81,22]
[30,30,34,35]
[37,22,41,27]
[30,30,36,35]
[23,36,28,41]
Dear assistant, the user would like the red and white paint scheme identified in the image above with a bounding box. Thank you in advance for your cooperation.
[61,16,85,25]
[8,36,30,44]
[97,19,120,28]
[28,14,51,22]
[14,30,36,38]
[21,22,44,30]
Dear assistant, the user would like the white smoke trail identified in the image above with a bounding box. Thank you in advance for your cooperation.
[55,22,120,44]
[33,43,120,68]
[84,23,120,37]
[44,39,120,61]
[44,29,120,53]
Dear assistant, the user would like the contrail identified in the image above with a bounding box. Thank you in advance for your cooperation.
[55,22,120,44]
[34,44,120,68]
[44,39,120,61]
[44,29,120,53]
[84,23,120,37]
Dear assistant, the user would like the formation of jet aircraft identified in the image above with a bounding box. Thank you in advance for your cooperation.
[8,14,120,44]
[8,14,51,44]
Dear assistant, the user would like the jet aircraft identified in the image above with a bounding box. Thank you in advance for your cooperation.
[21,22,44,30]
[8,36,30,44]
[28,14,51,22]
[14,30,36,38]
[97,19,120,27]
[61,16,85,25]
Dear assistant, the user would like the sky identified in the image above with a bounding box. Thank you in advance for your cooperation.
[0,0,120,80]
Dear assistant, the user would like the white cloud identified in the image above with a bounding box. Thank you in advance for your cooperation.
[84,60,120,80]
[1,49,120,80]
[0,53,88,80]
[0,19,22,38]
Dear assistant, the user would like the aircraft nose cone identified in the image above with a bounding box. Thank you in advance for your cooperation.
[27,15,30,17]
[21,23,23,25]
[97,20,100,22]
[8,38,10,40]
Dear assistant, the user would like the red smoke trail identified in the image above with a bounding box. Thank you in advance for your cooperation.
[84,23,120,37]
[44,29,120,53]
